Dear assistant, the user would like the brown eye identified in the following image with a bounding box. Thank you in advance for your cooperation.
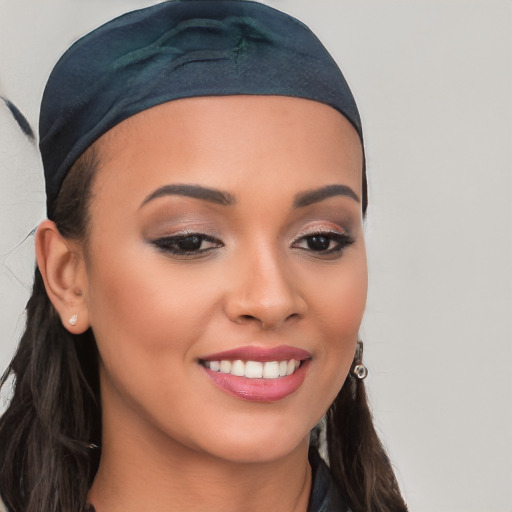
[292,231,354,256]
[176,235,203,252]
[307,235,331,251]
[151,233,223,256]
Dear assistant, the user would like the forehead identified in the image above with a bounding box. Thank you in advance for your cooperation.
[93,95,363,204]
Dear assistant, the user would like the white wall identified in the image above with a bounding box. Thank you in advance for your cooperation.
[1,1,511,511]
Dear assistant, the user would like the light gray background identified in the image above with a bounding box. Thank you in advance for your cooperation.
[1,1,511,511]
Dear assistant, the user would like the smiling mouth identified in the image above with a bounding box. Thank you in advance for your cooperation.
[198,345,311,401]
[200,359,301,379]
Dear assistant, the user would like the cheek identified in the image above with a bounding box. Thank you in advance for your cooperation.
[310,247,367,339]
[304,247,367,398]
[84,247,218,372]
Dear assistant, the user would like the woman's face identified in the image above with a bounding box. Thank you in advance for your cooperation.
[81,96,367,463]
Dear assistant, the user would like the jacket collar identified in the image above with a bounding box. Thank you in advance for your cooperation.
[307,448,350,512]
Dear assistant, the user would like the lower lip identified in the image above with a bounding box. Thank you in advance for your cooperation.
[201,360,310,402]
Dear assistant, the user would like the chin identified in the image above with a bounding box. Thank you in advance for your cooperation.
[207,437,308,465]
[188,415,315,465]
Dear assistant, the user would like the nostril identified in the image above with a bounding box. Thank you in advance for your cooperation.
[236,311,301,329]
[224,277,307,328]
[239,314,257,322]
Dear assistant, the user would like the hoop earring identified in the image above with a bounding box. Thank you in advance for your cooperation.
[351,339,368,380]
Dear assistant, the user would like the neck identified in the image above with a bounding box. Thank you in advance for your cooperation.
[88,403,312,512]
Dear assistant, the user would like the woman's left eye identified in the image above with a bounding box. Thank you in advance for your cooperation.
[151,233,223,256]
[292,231,354,255]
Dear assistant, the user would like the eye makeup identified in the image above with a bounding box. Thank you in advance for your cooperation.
[291,228,354,255]
[140,191,360,262]
[150,230,224,257]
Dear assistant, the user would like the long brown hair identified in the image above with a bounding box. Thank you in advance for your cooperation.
[0,148,406,512]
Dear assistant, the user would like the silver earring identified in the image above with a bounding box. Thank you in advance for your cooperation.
[353,363,368,380]
[68,314,78,326]
[352,340,368,380]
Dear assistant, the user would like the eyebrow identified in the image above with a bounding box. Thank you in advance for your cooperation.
[140,184,236,208]
[293,184,360,208]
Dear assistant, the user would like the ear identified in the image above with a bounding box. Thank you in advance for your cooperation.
[35,219,90,334]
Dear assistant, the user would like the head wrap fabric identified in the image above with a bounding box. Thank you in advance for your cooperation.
[40,0,364,218]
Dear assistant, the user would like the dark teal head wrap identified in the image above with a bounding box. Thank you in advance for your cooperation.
[40,0,365,218]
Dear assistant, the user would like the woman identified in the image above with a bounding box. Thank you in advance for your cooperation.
[0,1,407,511]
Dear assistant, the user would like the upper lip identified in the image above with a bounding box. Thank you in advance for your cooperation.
[200,345,311,363]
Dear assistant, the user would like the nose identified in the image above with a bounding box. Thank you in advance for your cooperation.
[223,246,307,330]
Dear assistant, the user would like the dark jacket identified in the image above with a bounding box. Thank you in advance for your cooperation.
[308,448,349,512]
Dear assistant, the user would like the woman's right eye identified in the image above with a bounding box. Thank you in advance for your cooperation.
[151,233,223,256]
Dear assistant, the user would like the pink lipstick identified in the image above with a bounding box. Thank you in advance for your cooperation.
[199,345,311,402]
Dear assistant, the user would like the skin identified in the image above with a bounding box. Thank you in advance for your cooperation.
[36,96,367,512]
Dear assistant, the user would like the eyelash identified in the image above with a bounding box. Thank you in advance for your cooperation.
[291,229,354,256]
[151,229,354,258]
[151,232,223,256]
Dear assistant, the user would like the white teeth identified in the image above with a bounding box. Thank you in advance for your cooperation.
[204,358,301,379]
[220,360,232,373]
[245,361,263,378]
[231,360,245,377]
[209,361,220,372]
[263,361,279,379]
